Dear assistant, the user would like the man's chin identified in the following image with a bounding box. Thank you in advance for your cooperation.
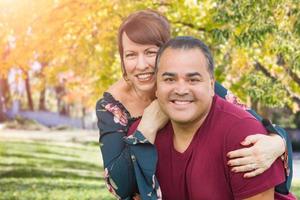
[170,117,193,125]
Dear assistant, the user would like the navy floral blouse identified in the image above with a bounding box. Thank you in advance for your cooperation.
[96,82,293,200]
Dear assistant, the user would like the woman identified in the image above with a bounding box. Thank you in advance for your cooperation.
[96,10,293,200]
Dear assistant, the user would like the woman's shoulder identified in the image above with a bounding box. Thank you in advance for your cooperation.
[96,80,131,117]
[107,79,130,99]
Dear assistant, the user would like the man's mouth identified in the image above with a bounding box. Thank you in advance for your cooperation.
[135,72,154,82]
[170,99,193,105]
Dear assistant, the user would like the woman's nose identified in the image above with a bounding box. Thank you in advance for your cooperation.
[136,55,149,70]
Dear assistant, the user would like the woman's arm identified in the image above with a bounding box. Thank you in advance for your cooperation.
[136,100,168,144]
[214,81,293,194]
[96,98,137,199]
[125,100,167,200]
[227,133,285,177]
[97,96,167,200]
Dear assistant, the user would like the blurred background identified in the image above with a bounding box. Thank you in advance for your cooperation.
[0,0,299,199]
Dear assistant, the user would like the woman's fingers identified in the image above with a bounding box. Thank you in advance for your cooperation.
[243,168,265,178]
[227,148,252,159]
[227,156,253,167]
[231,163,257,173]
[240,134,263,146]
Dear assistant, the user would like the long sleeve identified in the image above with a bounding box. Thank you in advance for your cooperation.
[96,93,161,200]
[96,98,137,199]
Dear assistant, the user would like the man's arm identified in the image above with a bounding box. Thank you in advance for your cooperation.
[243,187,274,200]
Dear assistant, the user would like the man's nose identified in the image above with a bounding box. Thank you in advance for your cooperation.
[136,55,149,70]
[174,81,189,96]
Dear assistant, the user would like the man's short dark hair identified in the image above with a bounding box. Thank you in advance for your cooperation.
[155,36,214,78]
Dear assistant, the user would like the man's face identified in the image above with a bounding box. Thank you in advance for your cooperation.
[156,48,215,126]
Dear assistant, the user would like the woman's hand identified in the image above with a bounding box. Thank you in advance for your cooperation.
[227,134,285,178]
[133,194,141,200]
[137,100,169,144]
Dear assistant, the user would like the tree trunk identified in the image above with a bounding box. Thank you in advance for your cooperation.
[0,78,9,121]
[39,87,46,111]
[81,107,86,129]
[0,91,6,122]
[24,72,34,110]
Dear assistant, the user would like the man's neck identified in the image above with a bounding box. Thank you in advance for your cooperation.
[171,103,212,153]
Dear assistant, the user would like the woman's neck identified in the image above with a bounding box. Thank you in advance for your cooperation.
[118,83,154,117]
[131,87,156,103]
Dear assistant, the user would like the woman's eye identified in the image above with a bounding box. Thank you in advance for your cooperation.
[125,53,135,58]
[125,54,133,57]
[146,51,157,56]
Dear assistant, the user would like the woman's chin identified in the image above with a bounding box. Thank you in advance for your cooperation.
[134,82,156,94]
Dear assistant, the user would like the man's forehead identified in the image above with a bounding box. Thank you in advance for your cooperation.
[157,48,208,73]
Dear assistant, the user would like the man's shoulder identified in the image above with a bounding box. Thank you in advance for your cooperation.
[214,96,255,122]
[212,96,267,138]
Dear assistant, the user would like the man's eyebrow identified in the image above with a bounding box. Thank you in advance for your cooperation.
[186,72,202,77]
[161,72,176,77]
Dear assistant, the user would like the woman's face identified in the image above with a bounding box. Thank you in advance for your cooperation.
[122,32,159,94]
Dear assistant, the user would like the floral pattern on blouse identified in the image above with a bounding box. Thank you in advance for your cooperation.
[97,92,160,200]
[104,103,128,126]
[104,168,121,199]
[225,90,250,110]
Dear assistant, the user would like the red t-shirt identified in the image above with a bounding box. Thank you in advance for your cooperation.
[154,96,285,200]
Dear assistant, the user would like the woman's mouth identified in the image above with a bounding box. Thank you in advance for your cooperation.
[135,72,154,82]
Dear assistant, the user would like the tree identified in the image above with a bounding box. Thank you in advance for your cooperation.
[0,0,299,121]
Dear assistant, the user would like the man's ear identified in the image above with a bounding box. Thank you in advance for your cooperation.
[210,78,215,97]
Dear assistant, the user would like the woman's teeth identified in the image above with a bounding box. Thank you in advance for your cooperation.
[136,73,153,81]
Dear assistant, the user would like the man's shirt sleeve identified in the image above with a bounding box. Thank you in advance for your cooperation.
[224,118,285,200]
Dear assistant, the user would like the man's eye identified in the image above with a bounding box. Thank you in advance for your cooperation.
[164,78,174,83]
[189,79,200,83]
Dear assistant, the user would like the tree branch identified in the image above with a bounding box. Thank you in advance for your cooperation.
[284,66,300,86]
[277,54,300,86]
[254,61,300,105]
[170,20,208,32]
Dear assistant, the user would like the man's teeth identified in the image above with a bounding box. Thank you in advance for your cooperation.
[173,100,191,105]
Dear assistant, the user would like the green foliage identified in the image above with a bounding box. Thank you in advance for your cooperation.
[245,72,290,107]
[0,0,299,113]
[0,140,114,200]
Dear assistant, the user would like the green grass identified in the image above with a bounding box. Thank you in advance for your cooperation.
[0,140,115,200]
[0,140,299,199]
[291,179,300,199]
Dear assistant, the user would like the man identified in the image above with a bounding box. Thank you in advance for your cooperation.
[152,36,285,200]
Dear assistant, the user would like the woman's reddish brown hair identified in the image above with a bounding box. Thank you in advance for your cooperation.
[118,9,171,78]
